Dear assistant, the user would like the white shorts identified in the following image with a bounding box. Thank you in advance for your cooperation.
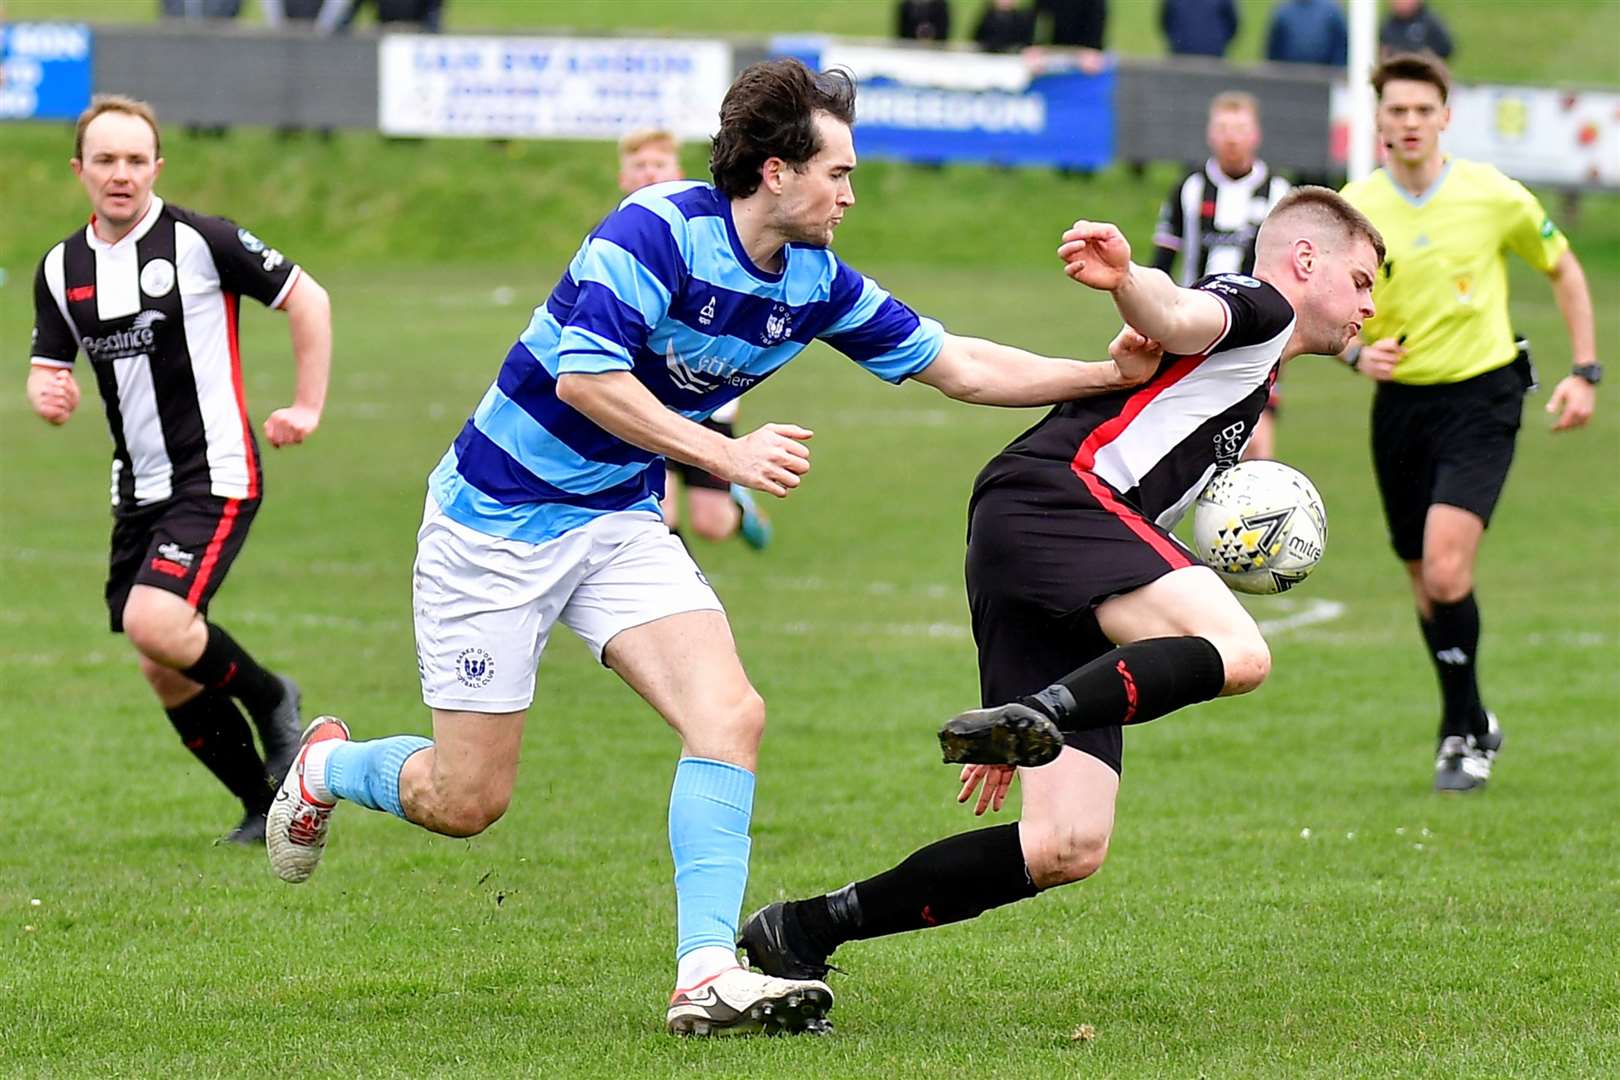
[412,497,723,712]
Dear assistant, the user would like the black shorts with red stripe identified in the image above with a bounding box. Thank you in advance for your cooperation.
[671,418,735,492]
[105,494,260,632]
[964,459,1197,775]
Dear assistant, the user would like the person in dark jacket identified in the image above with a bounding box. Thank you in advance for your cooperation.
[1265,0,1348,67]
[1036,0,1107,49]
[898,0,953,41]
[1160,0,1239,59]
[975,0,1037,52]
[1380,0,1453,60]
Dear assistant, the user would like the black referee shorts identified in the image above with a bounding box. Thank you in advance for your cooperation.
[1371,358,1529,562]
[671,418,734,492]
[965,462,1198,776]
[106,493,260,632]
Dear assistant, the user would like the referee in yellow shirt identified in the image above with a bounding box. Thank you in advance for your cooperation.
[1341,54,1599,793]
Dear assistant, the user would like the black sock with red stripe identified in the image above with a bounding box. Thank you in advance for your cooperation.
[181,622,284,720]
[792,824,1038,949]
[165,691,274,814]
[1024,636,1227,732]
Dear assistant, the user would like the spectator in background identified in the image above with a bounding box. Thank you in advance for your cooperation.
[974,0,1037,53]
[339,0,442,32]
[898,0,953,42]
[1035,0,1107,50]
[263,0,350,34]
[159,0,242,19]
[1265,0,1348,67]
[1160,0,1239,59]
[1380,0,1453,60]
[1152,92,1292,458]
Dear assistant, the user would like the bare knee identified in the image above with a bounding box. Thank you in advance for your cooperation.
[687,497,737,542]
[721,686,767,746]
[1421,556,1473,604]
[426,787,511,838]
[122,591,201,666]
[1023,826,1110,888]
[1212,631,1271,695]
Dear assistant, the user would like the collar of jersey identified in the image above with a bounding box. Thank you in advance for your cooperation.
[85,194,165,252]
[1382,158,1453,208]
[1204,158,1267,186]
[720,196,786,285]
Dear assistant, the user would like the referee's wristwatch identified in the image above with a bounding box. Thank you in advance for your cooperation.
[1572,362,1603,386]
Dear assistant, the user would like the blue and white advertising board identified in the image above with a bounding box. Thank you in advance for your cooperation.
[0,23,92,121]
[378,35,732,140]
[777,41,1115,169]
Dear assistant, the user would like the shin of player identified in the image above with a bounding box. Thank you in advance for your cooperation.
[742,190,1381,986]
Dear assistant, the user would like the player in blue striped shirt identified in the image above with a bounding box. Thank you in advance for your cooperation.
[266,59,1160,1035]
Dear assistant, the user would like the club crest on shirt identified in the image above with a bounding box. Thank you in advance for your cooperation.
[762,304,791,346]
[698,296,716,326]
[140,258,175,298]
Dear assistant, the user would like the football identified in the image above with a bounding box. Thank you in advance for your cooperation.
[1192,460,1327,595]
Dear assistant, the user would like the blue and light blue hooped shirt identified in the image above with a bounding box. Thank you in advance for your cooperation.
[428,180,946,543]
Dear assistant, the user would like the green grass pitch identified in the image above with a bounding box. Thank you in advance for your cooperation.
[2,122,1618,1078]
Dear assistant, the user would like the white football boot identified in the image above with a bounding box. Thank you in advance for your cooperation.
[1433,734,1489,793]
[266,716,350,882]
[666,966,833,1036]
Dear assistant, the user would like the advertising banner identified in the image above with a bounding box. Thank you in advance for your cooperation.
[0,23,92,121]
[778,40,1114,169]
[379,35,732,140]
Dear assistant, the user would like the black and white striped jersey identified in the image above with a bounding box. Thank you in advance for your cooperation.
[30,196,300,513]
[1152,160,1292,287]
[974,274,1296,528]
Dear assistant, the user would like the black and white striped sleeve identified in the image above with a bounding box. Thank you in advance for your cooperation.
[176,209,302,309]
[31,246,78,368]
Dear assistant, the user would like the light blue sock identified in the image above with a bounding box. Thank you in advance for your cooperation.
[324,736,432,820]
[669,757,755,961]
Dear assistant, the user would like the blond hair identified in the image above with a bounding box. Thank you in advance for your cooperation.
[75,94,162,160]
[617,127,679,157]
[1259,186,1386,264]
[1209,91,1259,121]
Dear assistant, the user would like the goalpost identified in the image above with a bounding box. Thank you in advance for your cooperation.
[1346,0,1379,181]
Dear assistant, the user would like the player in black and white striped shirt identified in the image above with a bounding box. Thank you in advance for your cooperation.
[1152,92,1292,459]
[738,190,1382,992]
[26,95,333,845]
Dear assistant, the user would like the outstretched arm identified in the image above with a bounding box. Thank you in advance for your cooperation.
[1059,220,1228,355]
[1544,249,1598,432]
[911,326,1160,406]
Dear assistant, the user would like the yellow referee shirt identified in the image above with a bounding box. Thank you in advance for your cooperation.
[1341,158,1570,386]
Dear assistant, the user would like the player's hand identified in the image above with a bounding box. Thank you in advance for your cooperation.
[264,403,320,447]
[957,763,1016,816]
[1058,220,1132,292]
[1108,325,1162,387]
[1545,375,1596,432]
[30,368,79,425]
[725,423,812,497]
[1356,337,1404,381]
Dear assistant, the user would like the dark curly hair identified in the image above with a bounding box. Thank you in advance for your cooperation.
[709,60,857,199]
